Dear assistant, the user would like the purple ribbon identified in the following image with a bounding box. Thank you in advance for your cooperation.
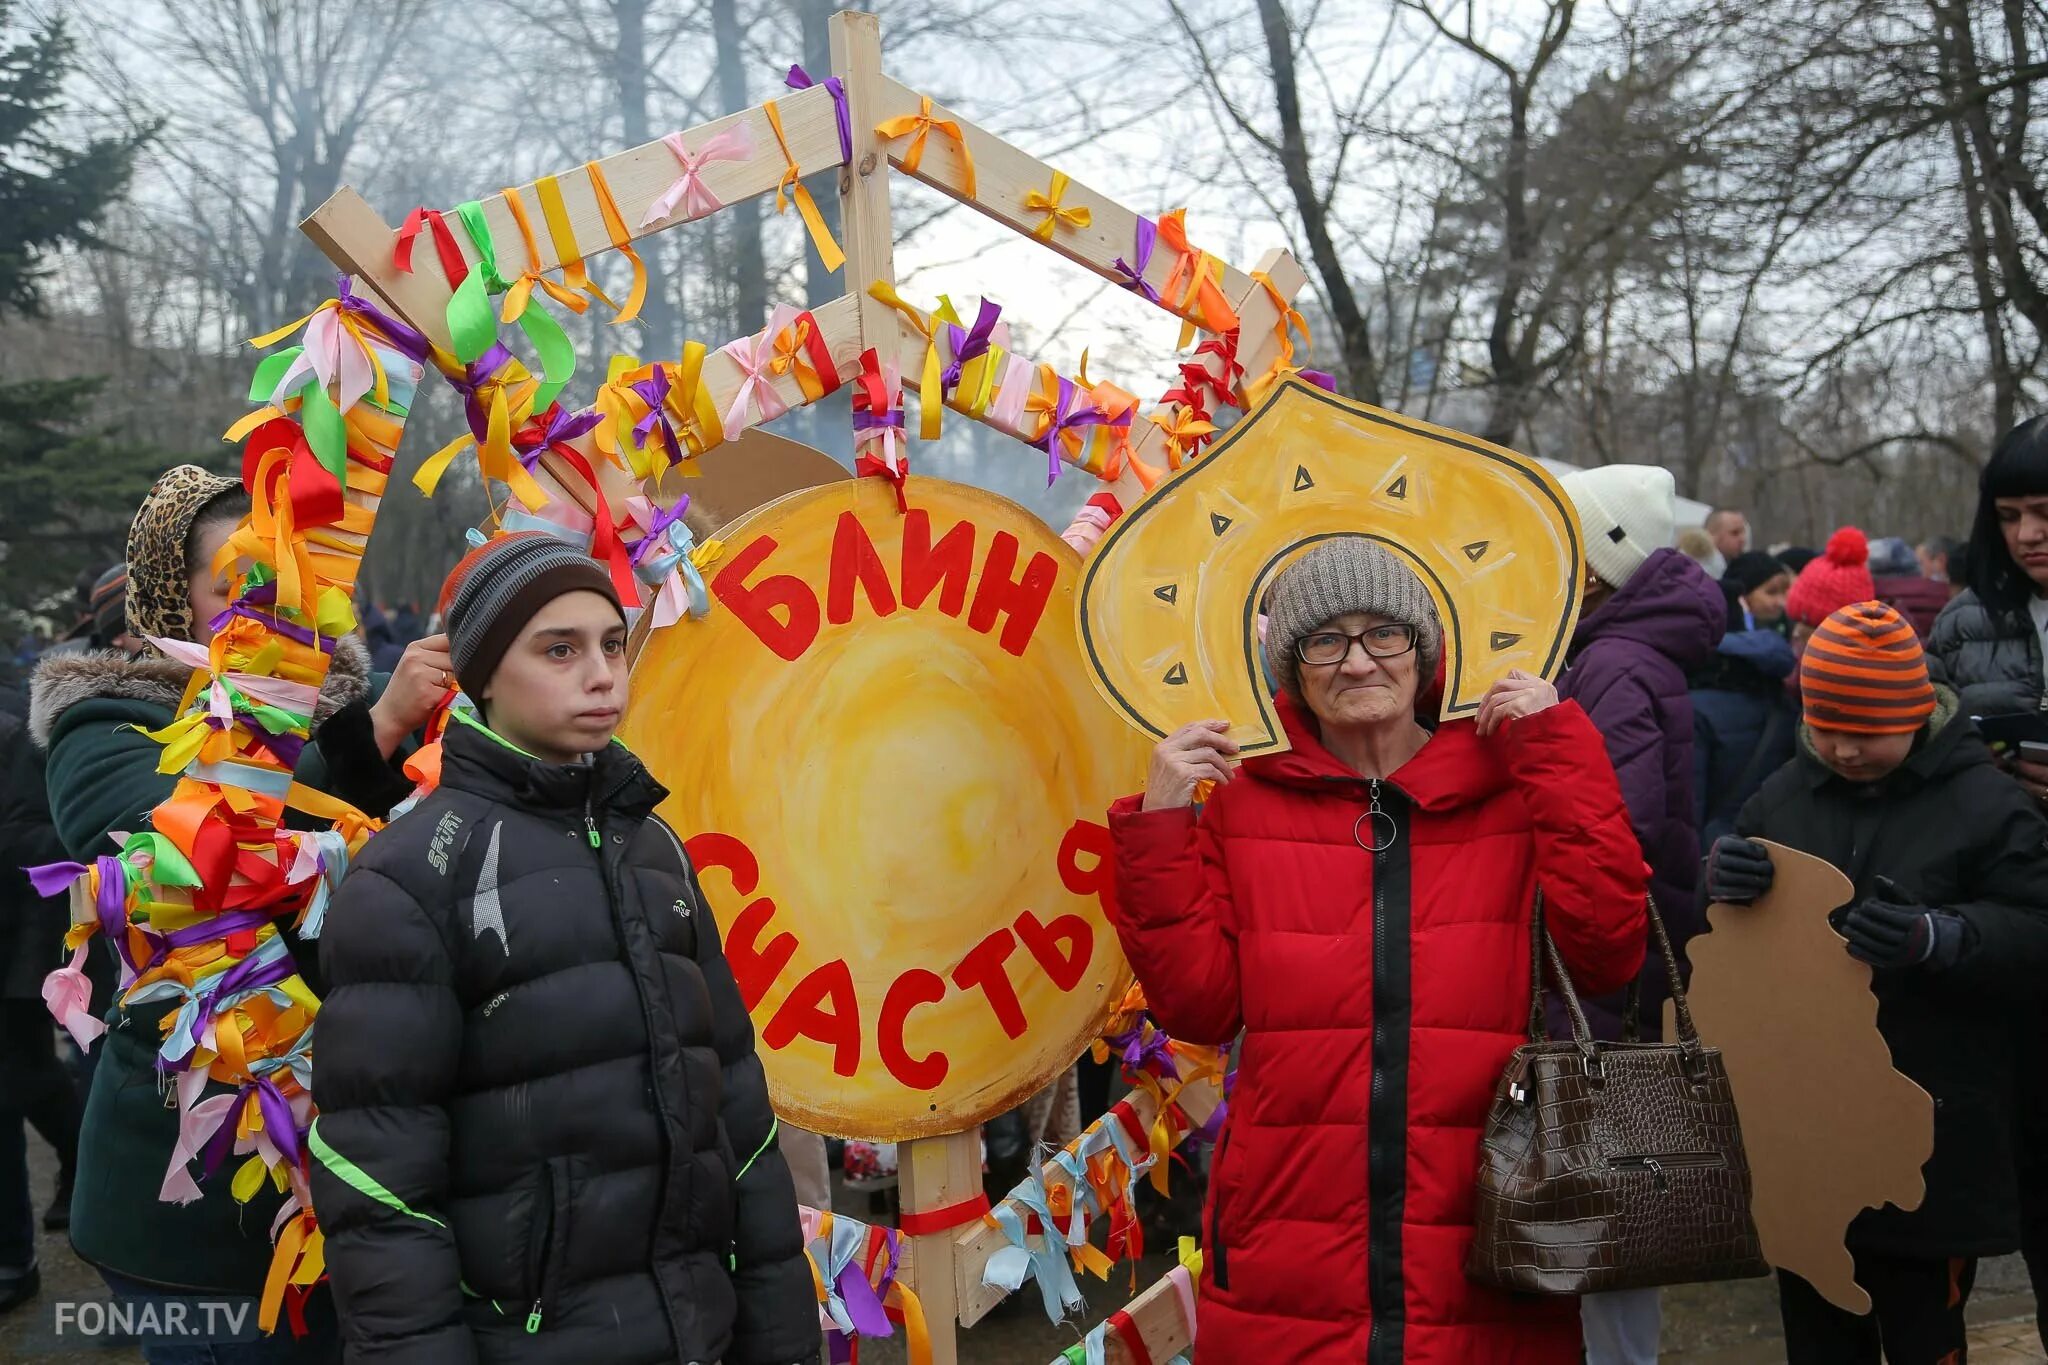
[1033,376,1104,486]
[1300,368,1337,392]
[449,342,516,440]
[202,713,305,768]
[628,495,691,568]
[786,65,852,164]
[335,274,430,364]
[199,1075,301,1179]
[140,909,276,977]
[26,861,87,900]
[208,601,332,654]
[92,857,140,974]
[631,367,684,463]
[941,298,1002,391]
[1113,217,1161,303]
[834,1261,893,1339]
[852,409,904,436]
[516,405,602,473]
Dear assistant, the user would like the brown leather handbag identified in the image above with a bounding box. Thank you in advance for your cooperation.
[1466,894,1771,1294]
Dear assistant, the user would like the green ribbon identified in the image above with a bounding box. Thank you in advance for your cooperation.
[121,832,201,889]
[518,305,573,412]
[451,201,511,293]
[248,347,306,404]
[301,383,348,482]
[446,272,496,367]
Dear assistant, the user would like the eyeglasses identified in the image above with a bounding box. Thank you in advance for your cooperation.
[1294,624,1418,666]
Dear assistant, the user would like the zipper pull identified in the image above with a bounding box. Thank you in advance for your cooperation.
[584,814,601,850]
[526,1301,543,1334]
[1646,1157,1669,1191]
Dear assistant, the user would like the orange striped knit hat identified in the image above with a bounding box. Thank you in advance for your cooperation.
[1800,601,1937,735]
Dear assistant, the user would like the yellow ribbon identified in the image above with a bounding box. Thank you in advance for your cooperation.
[1150,403,1217,470]
[868,281,942,441]
[874,94,977,200]
[584,161,647,325]
[1023,170,1091,242]
[500,185,592,324]
[534,174,617,313]
[1178,1234,1205,1281]
[763,99,845,273]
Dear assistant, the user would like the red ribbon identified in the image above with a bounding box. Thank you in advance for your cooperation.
[394,207,429,274]
[423,209,468,288]
[898,1191,991,1237]
[545,445,643,610]
[1108,1309,1150,1365]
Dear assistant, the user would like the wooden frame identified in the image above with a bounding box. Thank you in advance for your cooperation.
[300,11,1294,1361]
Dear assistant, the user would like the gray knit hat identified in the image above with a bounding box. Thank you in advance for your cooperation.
[440,532,623,699]
[1263,538,1441,699]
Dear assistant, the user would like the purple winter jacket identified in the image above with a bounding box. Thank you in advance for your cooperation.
[1556,547,1727,1040]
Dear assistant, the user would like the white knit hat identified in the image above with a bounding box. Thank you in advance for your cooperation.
[1559,464,1677,590]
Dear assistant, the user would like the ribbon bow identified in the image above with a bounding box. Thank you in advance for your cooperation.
[851,348,909,512]
[1024,170,1092,242]
[868,281,944,441]
[768,304,841,402]
[624,494,715,627]
[1113,216,1162,302]
[874,94,976,198]
[642,124,754,228]
[940,297,1002,396]
[1026,370,1105,486]
[718,326,792,433]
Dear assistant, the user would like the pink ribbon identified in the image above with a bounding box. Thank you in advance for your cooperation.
[988,353,1037,434]
[718,328,791,432]
[641,124,755,228]
[162,1087,237,1205]
[42,946,105,1052]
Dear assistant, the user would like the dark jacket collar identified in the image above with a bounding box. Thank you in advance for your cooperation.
[439,710,667,820]
[1796,685,1972,793]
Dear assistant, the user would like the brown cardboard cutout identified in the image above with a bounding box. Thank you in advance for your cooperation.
[1670,841,1934,1314]
[669,426,849,532]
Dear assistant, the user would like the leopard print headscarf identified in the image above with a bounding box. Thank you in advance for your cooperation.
[126,465,239,646]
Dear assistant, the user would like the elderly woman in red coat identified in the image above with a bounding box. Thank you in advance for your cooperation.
[1109,537,1649,1364]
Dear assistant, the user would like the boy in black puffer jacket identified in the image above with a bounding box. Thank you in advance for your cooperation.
[311,534,817,1365]
[1706,601,2048,1363]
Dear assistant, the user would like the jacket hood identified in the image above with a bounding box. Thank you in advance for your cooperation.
[1795,684,1978,790]
[1244,690,1511,812]
[27,634,372,750]
[1571,546,1726,672]
[439,708,667,819]
[1714,625,1797,680]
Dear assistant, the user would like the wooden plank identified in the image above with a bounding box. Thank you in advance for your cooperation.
[1098,246,1309,513]
[304,88,844,331]
[833,10,914,360]
[872,75,1262,322]
[898,1130,979,1365]
[954,1052,1223,1328]
[1035,1263,1196,1365]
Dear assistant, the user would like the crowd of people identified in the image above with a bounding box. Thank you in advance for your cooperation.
[0,422,2043,1364]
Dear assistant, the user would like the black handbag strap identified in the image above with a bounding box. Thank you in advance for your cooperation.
[1528,891,1701,1057]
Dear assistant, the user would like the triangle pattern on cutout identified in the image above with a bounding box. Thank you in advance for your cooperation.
[1153,583,1179,605]
[1209,512,1233,537]
[1164,662,1189,686]
[1489,631,1522,651]
[1463,540,1489,563]
[1386,474,1408,500]
[1293,465,1315,492]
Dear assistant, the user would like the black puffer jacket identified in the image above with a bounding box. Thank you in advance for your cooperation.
[310,715,816,1365]
[1735,689,2048,1256]
[1928,589,2043,717]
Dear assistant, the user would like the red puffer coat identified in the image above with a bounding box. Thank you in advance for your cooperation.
[1108,696,1648,1364]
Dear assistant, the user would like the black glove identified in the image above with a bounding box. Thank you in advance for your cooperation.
[1839,877,1970,972]
[1706,836,1774,904]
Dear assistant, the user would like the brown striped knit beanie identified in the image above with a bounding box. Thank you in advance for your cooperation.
[438,532,622,700]
[1799,601,1937,735]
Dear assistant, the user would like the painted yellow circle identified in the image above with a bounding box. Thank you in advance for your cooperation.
[622,477,1146,1140]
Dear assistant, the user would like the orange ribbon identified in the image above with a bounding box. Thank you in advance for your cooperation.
[584,162,647,325]
[500,186,592,323]
[1157,208,1241,349]
[874,94,977,199]
[763,99,845,273]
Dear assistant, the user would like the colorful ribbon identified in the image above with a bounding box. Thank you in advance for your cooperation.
[851,348,908,512]
[763,99,845,272]
[583,162,647,325]
[1024,170,1092,242]
[768,304,841,402]
[1156,208,1240,349]
[642,124,754,228]
[868,282,944,441]
[874,94,976,198]
[718,325,792,433]
[785,65,851,163]
[1114,216,1162,302]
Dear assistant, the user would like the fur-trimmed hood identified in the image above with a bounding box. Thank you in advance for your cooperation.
[29,634,372,750]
